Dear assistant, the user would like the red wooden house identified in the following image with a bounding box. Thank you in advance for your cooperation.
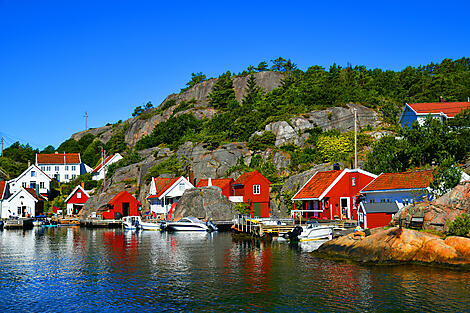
[102,191,142,219]
[65,185,89,216]
[196,178,234,199]
[232,171,271,218]
[292,169,377,220]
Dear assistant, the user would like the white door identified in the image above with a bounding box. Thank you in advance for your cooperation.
[340,197,350,219]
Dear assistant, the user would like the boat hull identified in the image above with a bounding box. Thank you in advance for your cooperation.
[166,223,209,232]
[298,226,333,241]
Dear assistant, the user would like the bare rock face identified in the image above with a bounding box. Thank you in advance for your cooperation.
[316,227,470,266]
[256,104,381,147]
[173,186,235,221]
[392,181,470,232]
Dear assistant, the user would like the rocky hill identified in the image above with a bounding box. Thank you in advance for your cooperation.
[73,70,383,218]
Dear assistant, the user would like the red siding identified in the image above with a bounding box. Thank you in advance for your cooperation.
[67,189,89,205]
[234,171,271,218]
[364,213,394,229]
[300,171,376,221]
[102,191,142,219]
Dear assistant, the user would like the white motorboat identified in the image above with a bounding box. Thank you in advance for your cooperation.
[165,217,216,232]
[139,220,162,231]
[285,221,333,242]
[122,216,141,230]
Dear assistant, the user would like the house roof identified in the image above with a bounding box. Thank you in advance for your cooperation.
[147,177,180,199]
[292,170,343,200]
[361,170,433,192]
[0,181,6,200]
[65,185,90,203]
[196,178,233,189]
[361,202,399,214]
[36,153,81,164]
[11,164,52,183]
[407,102,470,118]
[24,188,46,201]
[92,154,116,173]
[233,170,270,186]
[108,191,141,206]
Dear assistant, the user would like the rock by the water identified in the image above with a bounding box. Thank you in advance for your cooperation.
[173,186,235,221]
[315,227,470,267]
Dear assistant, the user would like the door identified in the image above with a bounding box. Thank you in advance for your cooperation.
[122,203,130,217]
[340,198,350,219]
[253,202,261,218]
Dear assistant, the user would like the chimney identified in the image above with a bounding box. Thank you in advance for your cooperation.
[208,178,212,186]
[439,96,444,103]
[189,169,195,186]
[28,160,31,167]
[81,181,85,189]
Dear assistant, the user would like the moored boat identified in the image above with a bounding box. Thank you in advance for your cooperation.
[165,217,217,232]
[122,216,141,230]
[285,221,333,242]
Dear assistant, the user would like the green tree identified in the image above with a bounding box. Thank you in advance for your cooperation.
[257,61,268,72]
[429,156,462,197]
[182,72,206,91]
[132,106,144,117]
[208,71,238,110]
[144,101,153,110]
[364,136,409,174]
[447,213,470,237]
[40,145,55,153]
[242,74,263,107]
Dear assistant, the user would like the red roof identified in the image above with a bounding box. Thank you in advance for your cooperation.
[361,170,433,192]
[92,154,115,173]
[37,153,81,164]
[25,188,46,201]
[108,191,141,206]
[147,177,180,199]
[234,170,270,185]
[0,181,6,200]
[196,178,233,189]
[408,102,470,118]
[292,170,343,200]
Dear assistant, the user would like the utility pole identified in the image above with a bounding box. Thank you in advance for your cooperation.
[354,108,358,169]
[84,112,88,130]
[1,137,3,157]
[101,147,106,188]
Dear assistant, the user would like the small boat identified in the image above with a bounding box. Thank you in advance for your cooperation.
[285,221,333,242]
[139,219,162,231]
[122,216,141,230]
[165,217,217,232]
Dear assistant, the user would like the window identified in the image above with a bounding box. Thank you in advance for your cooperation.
[41,166,45,171]
[40,182,45,189]
[65,166,69,171]
[253,184,260,195]
[77,192,81,199]
[179,183,185,191]
[31,171,36,177]
[351,177,356,186]
[359,212,364,223]
[30,181,36,189]
[22,182,27,188]
[65,174,69,180]
[47,166,51,171]
[55,166,59,171]
[72,166,76,171]
[72,174,76,179]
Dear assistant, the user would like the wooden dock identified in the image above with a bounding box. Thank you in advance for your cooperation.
[3,218,34,230]
[81,219,123,228]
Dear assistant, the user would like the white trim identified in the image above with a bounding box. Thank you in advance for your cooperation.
[65,185,90,203]
[318,169,348,200]
[348,168,378,179]
[7,187,39,204]
[9,164,52,183]
[361,187,428,194]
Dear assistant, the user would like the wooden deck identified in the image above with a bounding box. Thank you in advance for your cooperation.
[3,218,34,229]
[81,219,123,228]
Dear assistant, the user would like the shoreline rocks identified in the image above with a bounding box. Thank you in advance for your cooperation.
[314,227,470,268]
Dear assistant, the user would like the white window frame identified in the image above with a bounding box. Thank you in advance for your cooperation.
[31,171,36,177]
[40,182,45,189]
[351,177,356,186]
[77,192,81,199]
[253,184,260,195]
[72,165,76,171]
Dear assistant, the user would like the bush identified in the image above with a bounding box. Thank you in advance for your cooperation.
[247,131,276,151]
[144,155,189,182]
[447,213,470,237]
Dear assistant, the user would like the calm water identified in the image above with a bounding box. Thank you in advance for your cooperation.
[0,228,469,312]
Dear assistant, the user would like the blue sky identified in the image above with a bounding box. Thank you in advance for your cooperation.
[0,0,469,149]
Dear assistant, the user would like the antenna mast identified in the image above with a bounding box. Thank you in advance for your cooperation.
[84,112,88,130]
[354,108,357,169]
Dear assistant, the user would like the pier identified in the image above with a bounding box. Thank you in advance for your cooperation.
[3,218,34,230]
[81,219,123,228]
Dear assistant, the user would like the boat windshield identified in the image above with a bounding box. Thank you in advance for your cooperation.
[180,217,203,224]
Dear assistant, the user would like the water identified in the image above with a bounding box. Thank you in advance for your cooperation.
[0,227,469,312]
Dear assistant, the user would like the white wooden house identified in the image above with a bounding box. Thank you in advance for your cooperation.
[36,152,89,183]
[146,176,194,217]
[91,153,123,180]
[8,164,52,198]
[2,187,45,218]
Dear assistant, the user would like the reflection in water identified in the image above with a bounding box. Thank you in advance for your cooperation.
[0,228,469,312]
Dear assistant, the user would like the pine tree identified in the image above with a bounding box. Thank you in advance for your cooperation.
[242,74,262,107]
[208,71,238,110]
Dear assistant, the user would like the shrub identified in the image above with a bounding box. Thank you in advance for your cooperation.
[247,131,276,151]
[447,213,470,237]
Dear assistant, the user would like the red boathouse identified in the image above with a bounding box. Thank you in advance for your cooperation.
[292,169,377,220]
[196,178,234,199]
[232,171,271,218]
[102,191,142,219]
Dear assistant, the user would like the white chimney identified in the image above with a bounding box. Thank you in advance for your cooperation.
[208,178,212,186]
